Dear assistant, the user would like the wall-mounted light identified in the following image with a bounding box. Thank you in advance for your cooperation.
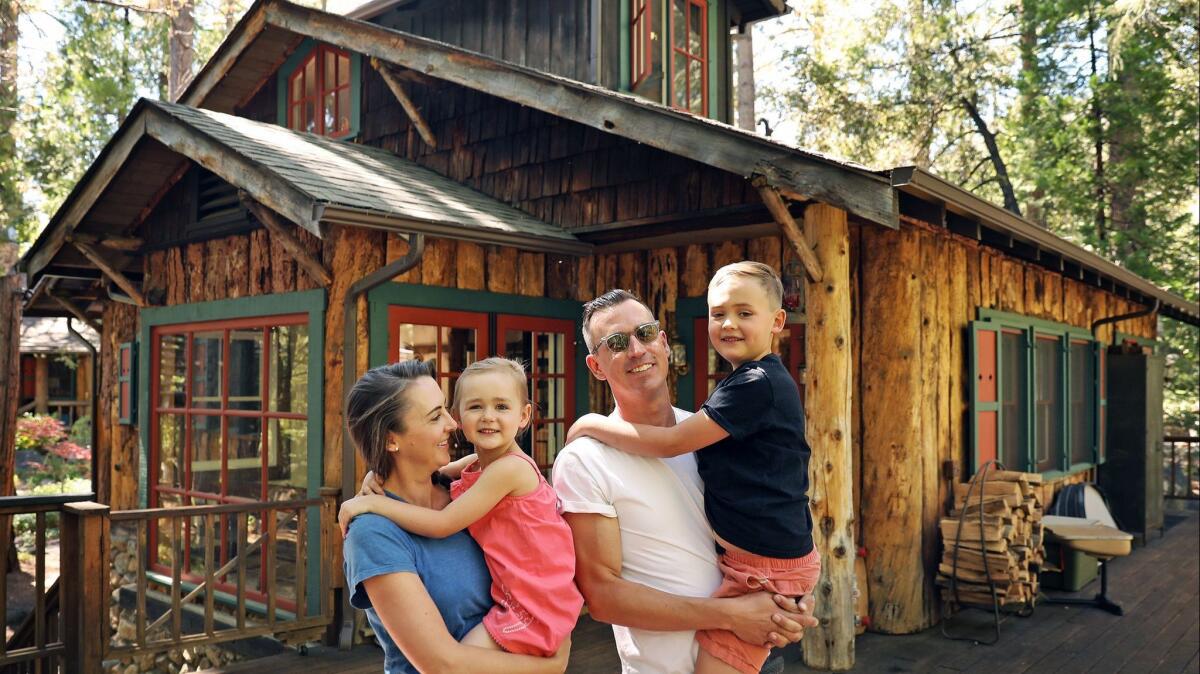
[782,261,806,322]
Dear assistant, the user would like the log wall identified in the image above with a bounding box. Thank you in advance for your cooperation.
[855,215,1157,634]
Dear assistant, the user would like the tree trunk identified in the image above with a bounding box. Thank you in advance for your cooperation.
[0,272,24,572]
[1018,0,1045,225]
[168,0,195,102]
[732,30,756,131]
[1,0,21,228]
[1087,2,1107,247]
[801,203,857,670]
[961,97,1021,216]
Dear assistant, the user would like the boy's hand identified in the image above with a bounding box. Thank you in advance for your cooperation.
[359,470,385,496]
[565,413,607,445]
[338,494,382,538]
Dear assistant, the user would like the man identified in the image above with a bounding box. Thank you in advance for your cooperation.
[553,290,816,674]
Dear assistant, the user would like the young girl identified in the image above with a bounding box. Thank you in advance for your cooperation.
[339,357,583,657]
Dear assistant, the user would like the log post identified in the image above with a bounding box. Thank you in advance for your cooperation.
[860,223,929,633]
[0,273,22,572]
[61,501,110,673]
[801,203,857,671]
[34,355,49,415]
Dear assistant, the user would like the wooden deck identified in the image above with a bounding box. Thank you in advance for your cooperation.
[198,506,1198,673]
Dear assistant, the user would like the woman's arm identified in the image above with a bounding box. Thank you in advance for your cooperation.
[565,412,729,458]
[365,572,569,673]
[341,455,534,538]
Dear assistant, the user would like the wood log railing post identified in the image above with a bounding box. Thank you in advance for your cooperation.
[801,203,857,671]
[61,501,110,674]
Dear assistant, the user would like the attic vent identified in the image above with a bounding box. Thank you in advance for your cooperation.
[194,168,248,233]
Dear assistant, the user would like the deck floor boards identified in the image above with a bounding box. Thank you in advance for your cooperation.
[197,507,1198,673]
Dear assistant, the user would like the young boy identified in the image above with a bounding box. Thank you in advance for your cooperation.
[565,261,819,674]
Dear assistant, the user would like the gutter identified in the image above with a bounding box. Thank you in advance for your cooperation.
[339,231,425,650]
[891,166,1200,326]
[1093,299,1160,343]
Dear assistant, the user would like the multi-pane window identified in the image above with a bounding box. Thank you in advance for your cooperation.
[630,0,653,88]
[971,311,1107,475]
[286,45,353,138]
[388,307,576,471]
[999,330,1027,472]
[694,318,805,410]
[151,315,309,603]
[670,0,707,114]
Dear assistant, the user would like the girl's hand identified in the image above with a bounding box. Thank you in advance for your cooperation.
[359,470,385,496]
[565,413,607,445]
[338,495,383,538]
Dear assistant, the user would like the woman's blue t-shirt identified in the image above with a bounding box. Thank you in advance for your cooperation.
[343,494,492,674]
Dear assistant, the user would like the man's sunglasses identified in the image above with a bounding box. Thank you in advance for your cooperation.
[591,321,661,355]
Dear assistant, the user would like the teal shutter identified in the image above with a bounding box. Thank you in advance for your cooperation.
[970,321,1001,474]
[118,341,137,425]
[1093,342,1107,465]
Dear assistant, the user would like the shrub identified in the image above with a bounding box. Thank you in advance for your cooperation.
[16,414,66,452]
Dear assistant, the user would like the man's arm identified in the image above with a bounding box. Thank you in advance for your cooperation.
[565,512,814,646]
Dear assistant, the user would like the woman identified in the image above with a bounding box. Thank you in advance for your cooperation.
[342,360,570,674]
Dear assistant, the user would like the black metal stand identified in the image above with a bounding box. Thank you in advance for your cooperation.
[1042,557,1124,615]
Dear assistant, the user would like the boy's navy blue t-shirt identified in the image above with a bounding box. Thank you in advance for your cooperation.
[699,353,814,558]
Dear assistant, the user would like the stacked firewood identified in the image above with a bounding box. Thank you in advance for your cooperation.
[938,470,1045,608]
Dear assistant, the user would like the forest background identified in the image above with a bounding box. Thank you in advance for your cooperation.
[0,0,1196,430]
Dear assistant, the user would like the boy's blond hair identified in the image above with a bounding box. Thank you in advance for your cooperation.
[709,261,784,311]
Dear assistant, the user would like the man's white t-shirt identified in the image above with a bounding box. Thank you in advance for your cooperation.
[552,408,721,674]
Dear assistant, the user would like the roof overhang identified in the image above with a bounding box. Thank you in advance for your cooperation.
[179,0,899,230]
[892,166,1200,326]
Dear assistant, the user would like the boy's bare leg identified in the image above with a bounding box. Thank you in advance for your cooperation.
[462,623,503,650]
[696,648,747,674]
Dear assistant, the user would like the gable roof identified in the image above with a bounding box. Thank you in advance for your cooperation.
[21,97,588,279]
[20,317,100,354]
[179,0,900,231]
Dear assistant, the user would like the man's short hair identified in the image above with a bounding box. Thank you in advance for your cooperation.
[581,289,653,353]
[709,261,784,311]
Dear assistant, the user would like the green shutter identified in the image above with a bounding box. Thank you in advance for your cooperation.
[118,341,137,425]
[1094,342,1107,465]
[1059,334,1071,472]
[970,321,1001,475]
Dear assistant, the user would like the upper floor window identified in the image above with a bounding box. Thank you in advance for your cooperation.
[670,0,708,115]
[277,41,361,140]
[631,0,654,89]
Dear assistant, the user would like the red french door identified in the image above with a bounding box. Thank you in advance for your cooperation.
[496,315,576,470]
[693,318,806,411]
[388,307,575,471]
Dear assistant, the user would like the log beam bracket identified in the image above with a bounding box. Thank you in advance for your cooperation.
[753,176,824,283]
[47,290,102,334]
[72,232,145,253]
[68,238,149,307]
[369,57,438,149]
[241,192,333,287]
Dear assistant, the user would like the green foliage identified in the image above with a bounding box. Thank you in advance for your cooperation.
[70,413,92,446]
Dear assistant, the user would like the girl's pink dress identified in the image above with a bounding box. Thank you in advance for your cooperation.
[450,451,583,656]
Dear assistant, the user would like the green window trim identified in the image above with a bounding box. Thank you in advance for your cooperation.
[970,307,1106,479]
[366,283,589,421]
[276,39,362,140]
[119,341,137,425]
[1114,331,1157,353]
[137,289,327,617]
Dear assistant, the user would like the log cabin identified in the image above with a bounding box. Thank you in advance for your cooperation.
[6,0,1198,670]
[17,317,98,426]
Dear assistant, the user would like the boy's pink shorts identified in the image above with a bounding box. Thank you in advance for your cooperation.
[696,546,822,674]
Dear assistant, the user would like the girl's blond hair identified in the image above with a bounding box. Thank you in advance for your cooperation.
[450,358,533,444]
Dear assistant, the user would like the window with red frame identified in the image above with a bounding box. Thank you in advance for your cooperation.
[631,0,654,89]
[693,318,805,411]
[670,0,707,115]
[388,306,576,472]
[150,315,310,607]
[286,45,353,138]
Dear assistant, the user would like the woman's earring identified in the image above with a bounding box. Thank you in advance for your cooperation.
[387,444,398,452]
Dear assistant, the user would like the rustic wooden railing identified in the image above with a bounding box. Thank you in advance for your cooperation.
[0,492,95,673]
[1164,435,1199,501]
[0,489,337,673]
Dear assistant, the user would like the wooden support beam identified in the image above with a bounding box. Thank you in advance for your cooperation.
[73,232,145,253]
[754,178,823,283]
[47,292,102,334]
[369,57,438,148]
[69,239,148,307]
[241,193,333,287]
[801,203,857,670]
